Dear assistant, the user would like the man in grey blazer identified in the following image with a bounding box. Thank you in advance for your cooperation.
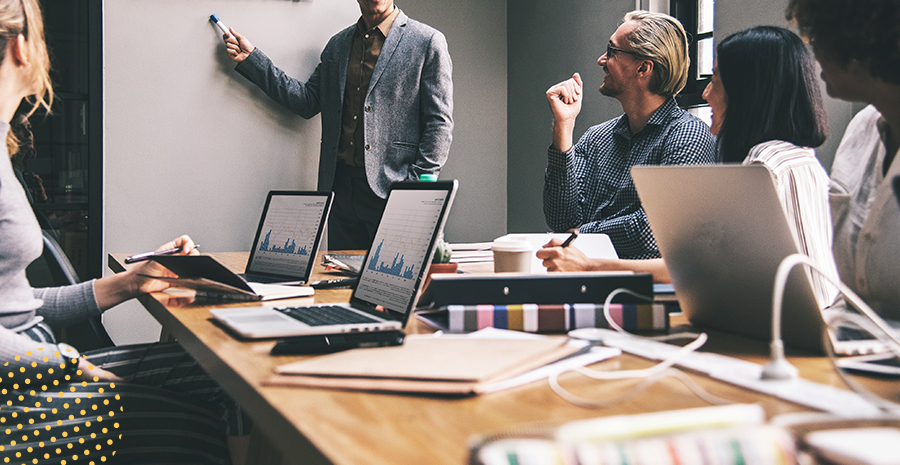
[224,0,453,249]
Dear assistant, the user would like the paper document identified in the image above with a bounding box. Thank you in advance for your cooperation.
[322,254,364,275]
[450,242,493,251]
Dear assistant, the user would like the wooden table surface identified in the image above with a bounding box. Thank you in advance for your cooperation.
[108,252,900,465]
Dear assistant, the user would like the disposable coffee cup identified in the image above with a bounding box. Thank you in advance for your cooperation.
[492,239,533,273]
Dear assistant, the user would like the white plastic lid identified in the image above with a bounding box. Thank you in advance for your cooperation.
[491,238,532,252]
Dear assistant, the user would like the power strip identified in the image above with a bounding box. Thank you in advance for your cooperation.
[588,329,884,417]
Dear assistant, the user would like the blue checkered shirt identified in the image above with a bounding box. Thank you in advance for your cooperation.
[543,98,716,259]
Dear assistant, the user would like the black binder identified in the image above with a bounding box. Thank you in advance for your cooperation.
[416,272,653,309]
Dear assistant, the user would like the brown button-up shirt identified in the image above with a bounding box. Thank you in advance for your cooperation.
[337,7,400,168]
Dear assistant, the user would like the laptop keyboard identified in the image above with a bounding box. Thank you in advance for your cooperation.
[275,306,380,326]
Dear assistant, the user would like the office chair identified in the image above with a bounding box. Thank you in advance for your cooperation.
[26,230,115,351]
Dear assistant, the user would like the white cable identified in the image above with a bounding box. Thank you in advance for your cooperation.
[602,288,703,342]
[762,255,805,380]
[771,254,900,413]
[550,288,735,409]
[774,254,900,354]
[822,313,900,415]
[572,332,708,380]
[548,367,732,409]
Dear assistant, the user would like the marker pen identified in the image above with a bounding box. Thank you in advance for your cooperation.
[209,14,234,40]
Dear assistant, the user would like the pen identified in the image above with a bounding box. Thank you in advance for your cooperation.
[209,14,234,40]
[124,245,199,264]
[560,231,579,248]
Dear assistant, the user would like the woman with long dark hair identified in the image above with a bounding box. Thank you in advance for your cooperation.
[539,26,840,309]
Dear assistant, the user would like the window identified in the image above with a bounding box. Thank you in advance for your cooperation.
[671,0,714,126]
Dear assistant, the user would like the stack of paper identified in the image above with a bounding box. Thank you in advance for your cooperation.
[449,242,494,264]
[266,330,619,396]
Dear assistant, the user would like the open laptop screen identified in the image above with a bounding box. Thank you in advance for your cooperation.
[351,181,457,315]
[245,191,333,281]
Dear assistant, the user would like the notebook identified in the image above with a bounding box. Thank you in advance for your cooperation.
[238,191,334,285]
[267,334,587,396]
[210,180,458,339]
[631,164,876,354]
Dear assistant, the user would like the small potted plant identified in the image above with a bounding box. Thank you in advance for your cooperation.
[425,238,457,287]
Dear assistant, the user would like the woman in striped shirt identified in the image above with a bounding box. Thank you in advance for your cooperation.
[539,26,840,310]
[0,1,247,463]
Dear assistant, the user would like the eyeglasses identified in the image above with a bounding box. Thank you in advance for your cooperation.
[606,43,643,59]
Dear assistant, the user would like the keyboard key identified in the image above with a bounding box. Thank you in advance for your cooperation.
[276,306,379,326]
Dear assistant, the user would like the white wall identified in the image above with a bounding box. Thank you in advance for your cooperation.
[507,0,635,233]
[400,1,508,244]
[102,0,507,343]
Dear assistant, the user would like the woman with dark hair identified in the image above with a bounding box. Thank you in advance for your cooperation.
[787,0,900,320]
[712,26,827,163]
[539,26,840,309]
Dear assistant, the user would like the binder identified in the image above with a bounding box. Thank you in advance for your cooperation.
[416,272,654,308]
[416,303,669,334]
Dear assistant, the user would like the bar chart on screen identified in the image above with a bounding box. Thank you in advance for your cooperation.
[251,196,327,275]
[355,189,447,311]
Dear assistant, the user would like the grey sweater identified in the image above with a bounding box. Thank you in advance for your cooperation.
[1,121,101,371]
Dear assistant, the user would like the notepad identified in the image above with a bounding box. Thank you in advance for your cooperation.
[267,334,586,395]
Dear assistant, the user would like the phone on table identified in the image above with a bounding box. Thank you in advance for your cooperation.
[270,330,406,355]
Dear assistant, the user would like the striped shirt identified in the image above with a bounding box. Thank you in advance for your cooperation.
[829,105,900,319]
[744,140,840,309]
[543,98,716,259]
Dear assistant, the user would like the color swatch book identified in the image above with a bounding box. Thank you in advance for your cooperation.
[416,303,668,334]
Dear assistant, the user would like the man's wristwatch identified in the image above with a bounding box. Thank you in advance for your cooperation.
[57,343,81,380]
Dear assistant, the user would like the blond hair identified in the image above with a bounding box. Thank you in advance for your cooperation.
[623,10,689,97]
[0,0,52,156]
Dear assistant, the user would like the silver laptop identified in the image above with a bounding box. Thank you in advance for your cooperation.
[238,191,333,285]
[211,180,458,339]
[631,164,849,353]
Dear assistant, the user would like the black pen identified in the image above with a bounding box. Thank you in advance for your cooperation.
[560,231,579,248]
[124,245,199,264]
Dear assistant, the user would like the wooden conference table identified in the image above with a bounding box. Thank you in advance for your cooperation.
[108,251,900,465]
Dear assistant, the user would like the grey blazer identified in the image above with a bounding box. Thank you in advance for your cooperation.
[236,10,453,198]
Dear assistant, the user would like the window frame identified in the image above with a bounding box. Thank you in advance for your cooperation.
[670,0,713,109]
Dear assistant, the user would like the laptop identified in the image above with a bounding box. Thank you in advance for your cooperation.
[631,164,868,354]
[238,191,333,285]
[210,180,458,339]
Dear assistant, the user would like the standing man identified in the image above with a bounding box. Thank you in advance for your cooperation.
[224,0,453,249]
[543,11,715,259]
